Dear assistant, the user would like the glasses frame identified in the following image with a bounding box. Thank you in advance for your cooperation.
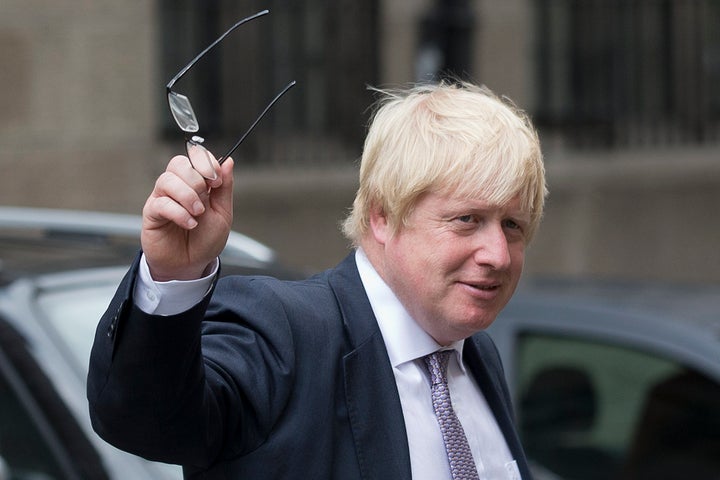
[166,9,295,167]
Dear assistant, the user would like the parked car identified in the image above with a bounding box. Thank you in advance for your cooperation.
[0,207,297,480]
[488,278,720,480]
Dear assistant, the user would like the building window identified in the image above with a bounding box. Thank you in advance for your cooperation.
[158,0,379,166]
[535,0,720,149]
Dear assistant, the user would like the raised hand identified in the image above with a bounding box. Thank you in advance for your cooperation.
[141,154,234,281]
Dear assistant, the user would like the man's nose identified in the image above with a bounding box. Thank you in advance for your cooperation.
[473,223,512,270]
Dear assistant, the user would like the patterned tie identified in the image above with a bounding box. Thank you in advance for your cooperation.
[424,351,480,480]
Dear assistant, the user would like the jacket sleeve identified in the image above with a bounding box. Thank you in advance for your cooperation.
[86,253,296,468]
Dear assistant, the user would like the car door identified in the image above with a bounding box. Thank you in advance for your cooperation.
[490,297,720,480]
[0,316,110,480]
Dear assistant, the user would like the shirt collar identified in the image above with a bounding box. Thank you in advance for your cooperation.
[354,248,466,371]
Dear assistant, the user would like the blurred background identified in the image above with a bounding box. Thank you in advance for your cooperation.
[2,0,719,281]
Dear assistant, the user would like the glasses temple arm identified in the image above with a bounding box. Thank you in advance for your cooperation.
[167,9,270,89]
[218,80,297,164]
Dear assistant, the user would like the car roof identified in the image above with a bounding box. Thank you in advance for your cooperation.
[0,206,282,283]
[492,276,720,381]
[509,277,720,337]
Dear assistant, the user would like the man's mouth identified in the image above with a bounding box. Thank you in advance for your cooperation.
[461,281,502,293]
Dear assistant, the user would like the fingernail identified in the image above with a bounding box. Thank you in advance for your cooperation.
[187,217,198,229]
[193,201,205,215]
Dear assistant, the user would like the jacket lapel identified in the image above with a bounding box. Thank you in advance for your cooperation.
[464,335,533,479]
[329,254,412,480]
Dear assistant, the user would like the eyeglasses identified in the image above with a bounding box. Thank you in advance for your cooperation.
[166,9,296,180]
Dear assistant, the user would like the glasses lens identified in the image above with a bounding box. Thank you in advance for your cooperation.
[168,91,200,133]
[186,137,219,180]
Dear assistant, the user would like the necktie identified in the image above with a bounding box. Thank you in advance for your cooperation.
[424,351,480,480]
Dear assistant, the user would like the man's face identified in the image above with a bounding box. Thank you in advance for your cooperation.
[370,191,530,345]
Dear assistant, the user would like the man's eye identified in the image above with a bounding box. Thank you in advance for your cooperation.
[457,215,474,223]
[503,219,521,230]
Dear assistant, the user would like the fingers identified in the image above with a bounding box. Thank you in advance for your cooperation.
[140,153,233,281]
[144,155,221,230]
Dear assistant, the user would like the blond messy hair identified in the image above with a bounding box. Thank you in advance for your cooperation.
[341,81,547,244]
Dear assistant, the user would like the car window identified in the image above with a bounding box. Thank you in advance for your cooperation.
[35,280,121,377]
[29,281,185,480]
[516,333,720,480]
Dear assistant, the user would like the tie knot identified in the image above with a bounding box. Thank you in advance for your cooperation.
[424,350,452,386]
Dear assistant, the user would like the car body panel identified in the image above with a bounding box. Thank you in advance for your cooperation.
[0,207,296,479]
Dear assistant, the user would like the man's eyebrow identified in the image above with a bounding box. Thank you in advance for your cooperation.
[508,209,532,220]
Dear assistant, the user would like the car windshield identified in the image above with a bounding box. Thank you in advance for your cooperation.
[34,270,125,374]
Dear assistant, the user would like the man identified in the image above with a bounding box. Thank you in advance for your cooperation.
[88,81,546,479]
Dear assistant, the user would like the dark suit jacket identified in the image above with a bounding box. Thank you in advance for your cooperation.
[88,253,532,479]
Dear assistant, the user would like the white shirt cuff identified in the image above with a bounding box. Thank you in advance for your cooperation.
[134,253,218,315]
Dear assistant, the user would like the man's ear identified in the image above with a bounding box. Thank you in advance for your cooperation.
[368,204,390,245]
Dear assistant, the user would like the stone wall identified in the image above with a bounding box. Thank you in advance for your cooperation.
[2,0,719,284]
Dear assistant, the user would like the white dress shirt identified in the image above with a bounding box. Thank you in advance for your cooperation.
[134,255,217,315]
[134,251,521,479]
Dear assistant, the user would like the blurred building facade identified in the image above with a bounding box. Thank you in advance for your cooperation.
[2,0,719,281]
